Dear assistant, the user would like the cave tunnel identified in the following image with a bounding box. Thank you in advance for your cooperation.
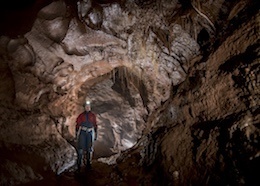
[0,0,259,185]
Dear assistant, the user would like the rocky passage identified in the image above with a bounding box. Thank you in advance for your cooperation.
[0,0,259,185]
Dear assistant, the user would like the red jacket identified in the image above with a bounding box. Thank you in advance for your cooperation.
[76,111,97,131]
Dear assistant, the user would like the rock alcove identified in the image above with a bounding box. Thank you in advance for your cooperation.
[0,0,259,185]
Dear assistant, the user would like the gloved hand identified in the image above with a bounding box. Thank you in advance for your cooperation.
[94,133,97,141]
[75,129,79,141]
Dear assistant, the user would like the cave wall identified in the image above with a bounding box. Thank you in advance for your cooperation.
[136,4,259,186]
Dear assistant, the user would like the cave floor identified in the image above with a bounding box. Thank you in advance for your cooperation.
[22,160,140,186]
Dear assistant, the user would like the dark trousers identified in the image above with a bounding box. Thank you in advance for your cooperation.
[77,130,94,169]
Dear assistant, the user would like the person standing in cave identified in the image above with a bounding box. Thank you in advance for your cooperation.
[75,100,97,172]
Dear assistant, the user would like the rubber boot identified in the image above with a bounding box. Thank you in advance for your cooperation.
[83,151,87,166]
[76,164,80,174]
[76,149,83,174]
[86,151,93,169]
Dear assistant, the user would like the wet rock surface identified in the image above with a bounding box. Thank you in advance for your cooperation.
[0,0,259,185]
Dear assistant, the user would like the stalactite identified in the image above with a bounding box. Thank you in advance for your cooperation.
[123,66,128,92]
[151,46,159,96]
[118,67,125,93]
[111,68,116,83]
[191,0,216,32]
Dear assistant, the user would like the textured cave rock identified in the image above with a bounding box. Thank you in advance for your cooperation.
[0,0,259,185]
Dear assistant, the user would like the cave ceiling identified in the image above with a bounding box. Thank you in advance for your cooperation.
[0,0,205,154]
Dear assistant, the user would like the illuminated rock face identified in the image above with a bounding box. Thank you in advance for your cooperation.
[0,0,259,185]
